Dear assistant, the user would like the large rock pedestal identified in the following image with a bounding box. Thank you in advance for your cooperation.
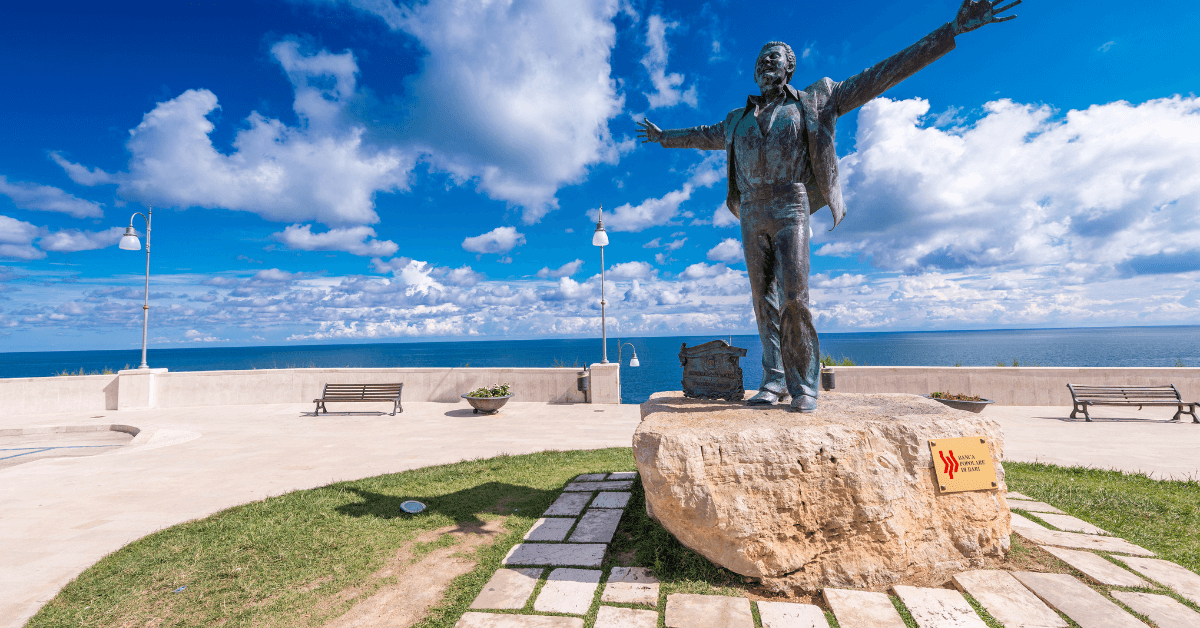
[634,392,1011,594]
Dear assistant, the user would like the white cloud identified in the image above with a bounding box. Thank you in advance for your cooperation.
[811,273,866,289]
[706,237,743,262]
[644,236,687,251]
[58,44,414,227]
[49,153,116,186]
[1098,41,1116,53]
[680,261,728,280]
[462,226,526,255]
[0,176,103,218]
[823,96,1200,280]
[641,15,697,109]
[537,259,584,278]
[711,203,739,227]
[38,227,124,253]
[273,224,398,257]
[0,215,43,260]
[606,261,656,280]
[185,329,224,342]
[326,0,630,223]
[599,153,725,231]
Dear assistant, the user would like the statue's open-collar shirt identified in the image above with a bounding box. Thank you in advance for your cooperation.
[734,83,812,196]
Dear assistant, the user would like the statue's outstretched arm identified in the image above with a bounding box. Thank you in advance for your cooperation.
[637,118,726,151]
[833,0,1021,115]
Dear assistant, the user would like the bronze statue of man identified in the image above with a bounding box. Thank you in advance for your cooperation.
[638,0,1020,412]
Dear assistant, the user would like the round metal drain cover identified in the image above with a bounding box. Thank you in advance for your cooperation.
[400,500,426,514]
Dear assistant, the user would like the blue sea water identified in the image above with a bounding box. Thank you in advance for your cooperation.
[2,326,1199,404]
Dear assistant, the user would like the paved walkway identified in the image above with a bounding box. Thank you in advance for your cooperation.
[987,405,1200,480]
[456,478,1200,627]
[0,401,641,628]
[3,400,1199,627]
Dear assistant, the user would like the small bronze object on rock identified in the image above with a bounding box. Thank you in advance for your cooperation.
[680,340,748,401]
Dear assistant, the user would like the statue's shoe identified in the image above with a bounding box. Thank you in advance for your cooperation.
[790,395,818,413]
[746,389,785,405]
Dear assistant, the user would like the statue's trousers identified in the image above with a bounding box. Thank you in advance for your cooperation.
[740,183,820,399]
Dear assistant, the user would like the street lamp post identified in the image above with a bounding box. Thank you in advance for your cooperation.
[118,207,152,369]
[616,340,639,403]
[592,205,609,364]
[618,342,640,367]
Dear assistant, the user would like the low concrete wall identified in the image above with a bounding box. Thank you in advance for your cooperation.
[11,365,1200,415]
[830,366,1200,406]
[149,367,592,409]
[0,374,119,414]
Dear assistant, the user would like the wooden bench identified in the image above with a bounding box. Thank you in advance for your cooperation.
[313,383,403,416]
[1067,384,1198,422]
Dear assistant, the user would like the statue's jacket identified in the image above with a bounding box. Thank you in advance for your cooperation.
[659,23,957,230]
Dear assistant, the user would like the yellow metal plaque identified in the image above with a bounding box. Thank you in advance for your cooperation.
[929,436,999,494]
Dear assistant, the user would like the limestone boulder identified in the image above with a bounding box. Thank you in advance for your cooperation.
[633,392,1011,593]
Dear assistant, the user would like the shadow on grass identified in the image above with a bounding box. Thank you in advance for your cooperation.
[336,481,559,527]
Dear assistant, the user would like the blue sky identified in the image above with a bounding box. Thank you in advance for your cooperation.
[1,0,1198,351]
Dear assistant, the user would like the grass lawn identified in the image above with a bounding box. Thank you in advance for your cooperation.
[30,452,1200,628]
[29,448,635,628]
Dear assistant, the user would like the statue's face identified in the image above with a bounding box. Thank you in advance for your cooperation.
[755,45,791,90]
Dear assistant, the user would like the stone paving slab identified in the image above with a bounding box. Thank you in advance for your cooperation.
[607,472,637,480]
[1011,513,1154,555]
[1010,571,1147,628]
[601,567,659,605]
[1112,555,1200,605]
[1040,546,1148,587]
[591,491,631,509]
[1007,499,1065,514]
[952,569,1067,628]
[502,543,607,567]
[533,568,602,615]
[756,600,829,628]
[454,612,585,628]
[822,588,906,628]
[544,492,593,517]
[594,606,659,628]
[1005,491,1032,500]
[891,585,987,628]
[1035,512,1109,535]
[665,594,754,628]
[470,568,543,609]
[568,508,623,543]
[524,518,576,542]
[1111,590,1200,628]
[575,473,609,481]
[563,481,634,492]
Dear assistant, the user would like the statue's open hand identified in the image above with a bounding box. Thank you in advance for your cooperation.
[636,118,663,144]
[954,0,1020,35]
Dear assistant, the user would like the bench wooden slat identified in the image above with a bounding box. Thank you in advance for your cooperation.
[314,383,403,416]
[1067,383,1197,423]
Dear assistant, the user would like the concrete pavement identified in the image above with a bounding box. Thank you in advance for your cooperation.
[3,399,1199,627]
[0,401,642,628]
[988,404,1200,480]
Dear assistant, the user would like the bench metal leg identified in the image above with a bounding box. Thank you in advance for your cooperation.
[1070,402,1091,421]
[1175,404,1199,423]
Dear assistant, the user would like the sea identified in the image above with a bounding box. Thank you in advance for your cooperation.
[2,326,1199,404]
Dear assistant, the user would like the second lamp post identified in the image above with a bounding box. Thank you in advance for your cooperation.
[592,205,609,364]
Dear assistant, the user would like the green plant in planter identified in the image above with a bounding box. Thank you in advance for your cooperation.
[466,383,512,398]
[930,391,983,401]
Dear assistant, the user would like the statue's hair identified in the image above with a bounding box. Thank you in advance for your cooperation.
[758,41,796,83]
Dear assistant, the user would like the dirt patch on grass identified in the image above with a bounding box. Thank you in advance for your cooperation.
[319,518,507,628]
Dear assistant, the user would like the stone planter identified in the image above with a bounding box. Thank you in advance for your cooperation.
[461,394,513,415]
[925,395,995,413]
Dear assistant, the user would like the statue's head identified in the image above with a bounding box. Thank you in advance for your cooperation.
[755,41,796,89]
